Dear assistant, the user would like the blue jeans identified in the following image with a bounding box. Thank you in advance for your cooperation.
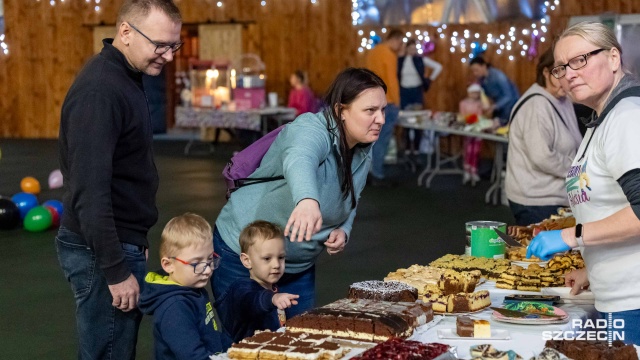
[508,200,561,226]
[599,310,640,345]
[211,227,316,320]
[55,226,147,360]
[370,103,399,179]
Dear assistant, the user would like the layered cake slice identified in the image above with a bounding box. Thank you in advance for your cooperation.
[258,345,292,360]
[230,331,348,360]
[241,330,281,344]
[286,347,323,360]
[314,341,347,360]
[348,280,418,302]
[422,285,448,313]
[518,269,541,292]
[446,290,491,313]
[496,267,522,290]
[228,342,263,360]
[456,316,491,338]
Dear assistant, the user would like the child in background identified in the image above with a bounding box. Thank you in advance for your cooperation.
[139,213,223,360]
[287,70,319,116]
[459,83,487,186]
[215,220,299,350]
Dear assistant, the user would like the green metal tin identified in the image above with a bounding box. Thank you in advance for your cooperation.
[466,221,506,259]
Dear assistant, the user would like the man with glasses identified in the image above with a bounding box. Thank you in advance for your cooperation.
[139,213,223,358]
[56,1,181,358]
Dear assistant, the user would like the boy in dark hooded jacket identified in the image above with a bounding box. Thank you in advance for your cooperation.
[139,213,223,359]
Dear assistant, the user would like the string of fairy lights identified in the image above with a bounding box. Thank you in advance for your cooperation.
[354,0,561,63]
[0,0,323,57]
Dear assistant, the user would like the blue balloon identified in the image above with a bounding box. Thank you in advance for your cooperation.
[11,192,38,219]
[43,199,64,218]
[371,34,382,45]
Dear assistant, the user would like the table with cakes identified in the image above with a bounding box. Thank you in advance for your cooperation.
[212,212,640,360]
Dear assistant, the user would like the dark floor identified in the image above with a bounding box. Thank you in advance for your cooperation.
[0,138,514,358]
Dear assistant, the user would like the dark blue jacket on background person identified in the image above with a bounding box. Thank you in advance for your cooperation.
[215,277,280,350]
[139,271,223,359]
[481,67,520,124]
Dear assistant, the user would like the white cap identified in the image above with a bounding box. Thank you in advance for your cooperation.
[467,83,482,93]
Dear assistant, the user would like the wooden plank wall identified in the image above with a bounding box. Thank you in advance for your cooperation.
[1,0,639,138]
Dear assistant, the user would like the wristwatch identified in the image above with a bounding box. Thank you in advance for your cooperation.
[575,224,585,248]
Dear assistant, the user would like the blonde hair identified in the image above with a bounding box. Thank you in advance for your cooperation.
[160,213,212,258]
[556,21,624,67]
[239,220,284,253]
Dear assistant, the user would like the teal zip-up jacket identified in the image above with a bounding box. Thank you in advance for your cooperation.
[215,111,373,273]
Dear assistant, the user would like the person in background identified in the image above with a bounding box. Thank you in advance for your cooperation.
[365,28,404,187]
[56,1,182,358]
[139,213,223,359]
[458,83,486,186]
[469,56,519,125]
[287,70,318,116]
[212,68,386,321]
[527,21,640,345]
[398,38,442,155]
[215,221,299,350]
[505,48,582,225]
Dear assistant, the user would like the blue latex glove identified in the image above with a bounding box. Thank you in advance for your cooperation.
[526,230,571,261]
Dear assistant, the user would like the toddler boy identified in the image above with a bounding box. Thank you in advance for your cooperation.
[215,220,299,348]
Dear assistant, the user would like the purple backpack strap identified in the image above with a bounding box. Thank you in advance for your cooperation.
[222,124,287,199]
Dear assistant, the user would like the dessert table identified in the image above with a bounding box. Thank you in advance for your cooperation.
[397,110,508,205]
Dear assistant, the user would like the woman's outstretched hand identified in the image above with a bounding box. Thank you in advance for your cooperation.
[285,198,322,242]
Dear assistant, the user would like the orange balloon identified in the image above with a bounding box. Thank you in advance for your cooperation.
[21,177,41,195]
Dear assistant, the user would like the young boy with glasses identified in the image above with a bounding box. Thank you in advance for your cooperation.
[139,213,223,359]
[215,220,299,349]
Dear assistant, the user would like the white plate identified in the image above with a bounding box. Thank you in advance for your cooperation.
[437,328,511,340]
[491,313,569,325]
[511,260,549,268]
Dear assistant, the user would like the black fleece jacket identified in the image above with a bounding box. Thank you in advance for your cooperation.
[59,39,159,284]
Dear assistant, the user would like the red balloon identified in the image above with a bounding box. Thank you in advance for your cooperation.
[45,205,60,227]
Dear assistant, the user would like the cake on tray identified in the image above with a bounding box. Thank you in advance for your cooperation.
[545,340,639,360]
[286,298,433,342]
[228,330,348,360]
[348,280,418,302]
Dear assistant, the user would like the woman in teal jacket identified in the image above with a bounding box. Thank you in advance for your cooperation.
[212,68,387,319]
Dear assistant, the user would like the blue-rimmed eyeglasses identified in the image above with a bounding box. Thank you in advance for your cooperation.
[551,48,607,79]
[127,22,183,55]
[171,252,221,274]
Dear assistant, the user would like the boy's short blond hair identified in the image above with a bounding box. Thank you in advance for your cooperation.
[160,213,212,258]
[239,220,284,253]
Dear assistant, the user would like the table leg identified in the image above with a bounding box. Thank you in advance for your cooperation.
[418,135,439,186]
[485,143,505,205]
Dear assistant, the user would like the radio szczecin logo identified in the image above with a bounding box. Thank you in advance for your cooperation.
[542,318,624,344]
